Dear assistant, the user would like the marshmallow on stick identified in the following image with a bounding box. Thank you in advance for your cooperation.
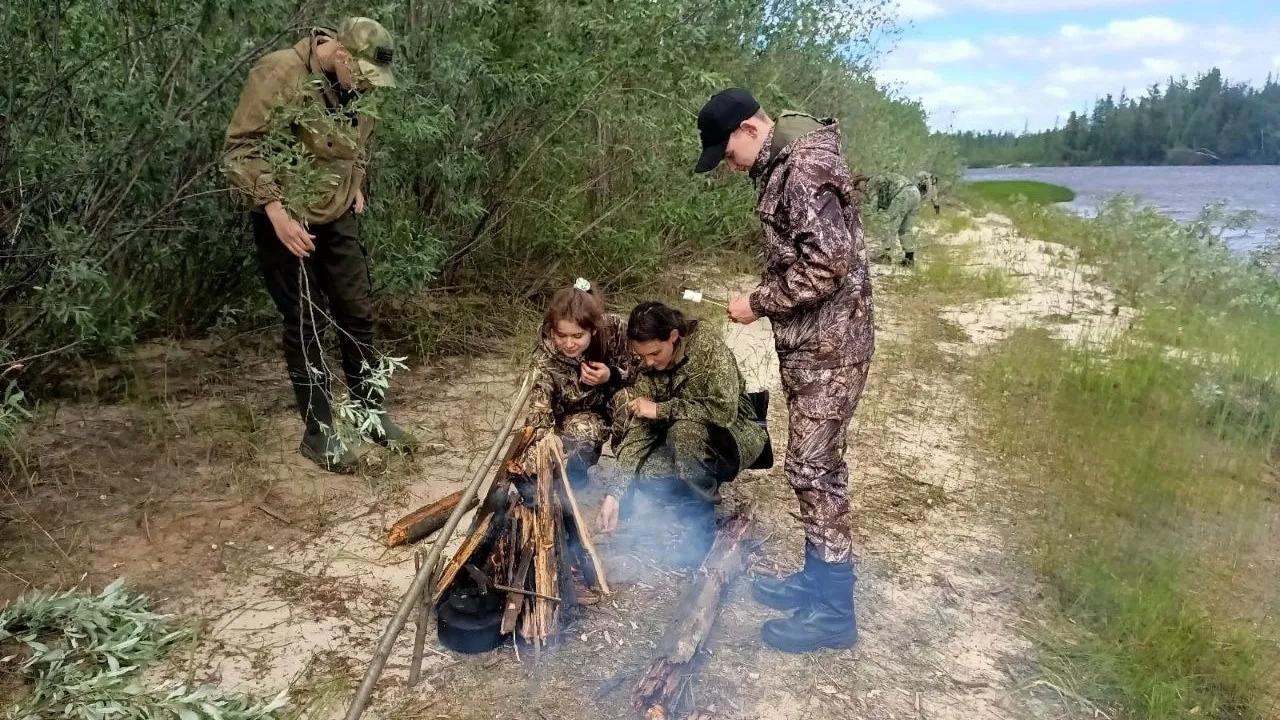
[681,288,728,308]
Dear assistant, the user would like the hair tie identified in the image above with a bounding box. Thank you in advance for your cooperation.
[574,277,592,292]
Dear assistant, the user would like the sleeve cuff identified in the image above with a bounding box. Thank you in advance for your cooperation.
[655,401,675,421]
[599,465,632,499]
[604,364,624,388]
[748,289,770,319]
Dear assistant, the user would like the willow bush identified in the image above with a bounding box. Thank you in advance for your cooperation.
[1,0,958,390]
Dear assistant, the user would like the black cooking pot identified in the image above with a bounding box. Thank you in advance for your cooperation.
[437,583,505,654]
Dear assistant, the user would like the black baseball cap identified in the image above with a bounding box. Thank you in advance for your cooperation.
[694,88,761,173]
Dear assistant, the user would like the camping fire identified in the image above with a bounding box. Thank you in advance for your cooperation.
[431,434,610,653]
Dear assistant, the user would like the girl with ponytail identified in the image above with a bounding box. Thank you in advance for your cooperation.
[595,301,770,564]
[518,279,633,487]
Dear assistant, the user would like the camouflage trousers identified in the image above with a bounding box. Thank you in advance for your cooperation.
[614,419,739,503]
[252,209,376,388]
[780,362,871,564]
[519,410,613,486]
[881,185,921,257]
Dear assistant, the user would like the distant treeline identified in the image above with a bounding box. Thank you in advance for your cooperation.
[953,69,1280,167]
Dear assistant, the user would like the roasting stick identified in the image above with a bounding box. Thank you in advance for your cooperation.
[681,288,728,309]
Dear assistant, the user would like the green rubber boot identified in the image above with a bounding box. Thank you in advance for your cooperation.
[292,379,358,474]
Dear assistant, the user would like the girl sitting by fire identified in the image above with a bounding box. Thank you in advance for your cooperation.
[595,302,770,559]
[514,279,633,487]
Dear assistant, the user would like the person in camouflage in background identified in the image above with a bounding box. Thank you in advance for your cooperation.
[916,170,941,215]
[224,17,414,473]
[860,172,923,266]
[595,303,768,563]
[697,88,874,653]
[516,280,633,487]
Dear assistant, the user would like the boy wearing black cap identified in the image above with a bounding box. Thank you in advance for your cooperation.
[695,88,875,653]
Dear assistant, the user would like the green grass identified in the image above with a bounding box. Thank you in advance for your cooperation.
[978,328,1272,718]
[907,243,1022,300]
[966,193,1280,717]
[968,180,1076,204]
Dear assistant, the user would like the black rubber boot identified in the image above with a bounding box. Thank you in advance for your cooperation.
[292,379,358,474]
[761,559,857,653]
[346,374,418,453]
[901,251,915,267]
[752,551,821,611]
[560,437,602,489]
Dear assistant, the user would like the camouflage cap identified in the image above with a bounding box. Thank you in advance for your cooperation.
[338,17,396,88]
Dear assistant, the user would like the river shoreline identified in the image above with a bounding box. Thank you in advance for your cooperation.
[966,165,1279,251]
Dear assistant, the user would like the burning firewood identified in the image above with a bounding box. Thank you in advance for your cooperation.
[433,433,610,653]
[632,504,758,719]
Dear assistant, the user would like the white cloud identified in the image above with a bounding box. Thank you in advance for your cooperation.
[905,0,1158,17]
[920,85,994,109]
[898,0,945,21]
[955,104,1030,120]
[879,16,1280,132]
[1049,65,1107,85]
[1059,17,1190,48]
[1141,57,1180,75]
[906,39,982,64]
[968,0,1154,10]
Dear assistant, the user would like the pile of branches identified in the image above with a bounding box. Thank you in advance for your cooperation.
[433,433,609,651]
[0,579,287,720]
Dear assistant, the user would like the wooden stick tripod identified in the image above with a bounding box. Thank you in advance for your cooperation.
[343,372,611,720]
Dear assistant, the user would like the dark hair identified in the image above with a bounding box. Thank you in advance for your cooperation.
[545,284,606,359]
[627,302,698,343]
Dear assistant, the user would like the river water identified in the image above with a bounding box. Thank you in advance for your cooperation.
[966,166,1280,252]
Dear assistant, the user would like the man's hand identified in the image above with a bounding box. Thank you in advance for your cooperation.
[597,495,619,533]
[580,361,611,386]
[354,189,367,214]
[265,202,315,258]
[727,294,758,325]
[627,397,659,420]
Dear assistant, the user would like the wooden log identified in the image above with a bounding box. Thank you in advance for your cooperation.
[429,511,494,605]
[501,545,534,635]
[550,442,610,595]
[523,439,562,648]
[632,504,757,719]
[386,490,476,548]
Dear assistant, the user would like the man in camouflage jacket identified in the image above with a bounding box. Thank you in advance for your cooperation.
[916,170,941,215]
[695,87,874,653]
[223,18,414,473]
[864,172,922,265]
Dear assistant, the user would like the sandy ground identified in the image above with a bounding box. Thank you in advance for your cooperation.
[1,212,1126,719]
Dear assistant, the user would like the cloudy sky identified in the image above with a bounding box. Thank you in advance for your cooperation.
[873,0,1280,133]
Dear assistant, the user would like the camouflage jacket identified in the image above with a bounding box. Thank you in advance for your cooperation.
[869,173,913,211]
[747,114,875,369]
[224,31,376,225]
[524,313,633,439]
[617,323,767,477]
[915,171,940,209]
